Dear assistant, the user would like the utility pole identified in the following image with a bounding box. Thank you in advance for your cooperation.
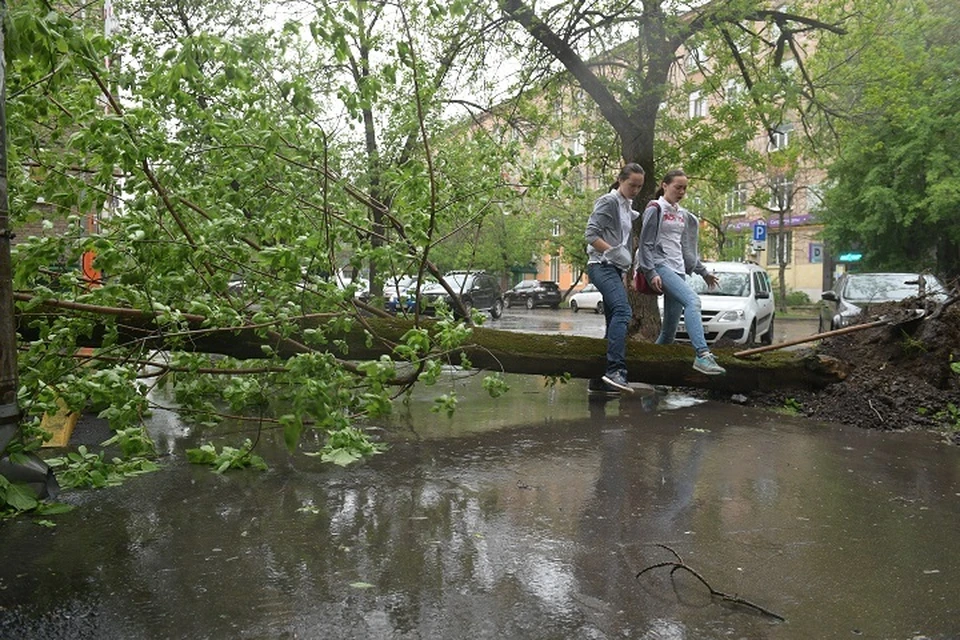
[0,0,58,498]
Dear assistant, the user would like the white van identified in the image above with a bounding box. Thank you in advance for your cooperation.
[659,261,776,346]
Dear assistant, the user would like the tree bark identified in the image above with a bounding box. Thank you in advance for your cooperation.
[16,301,847,393]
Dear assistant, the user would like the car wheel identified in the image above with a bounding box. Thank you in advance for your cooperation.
[490,298,504,319]
[596,301,604,314]
[504,297,512,309]
[525,297,535,310]
[760,316,775,346]
[746,321,757,347]
[571,300,579,313]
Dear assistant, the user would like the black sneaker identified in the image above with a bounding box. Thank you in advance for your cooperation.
[588,377,620,396]
[601,371,634,393]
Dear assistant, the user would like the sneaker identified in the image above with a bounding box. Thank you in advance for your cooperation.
[693,352,726,376]
[601,371,634,393]
[588,377,621,396]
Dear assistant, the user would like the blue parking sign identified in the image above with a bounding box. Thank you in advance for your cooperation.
[752,220,767,242]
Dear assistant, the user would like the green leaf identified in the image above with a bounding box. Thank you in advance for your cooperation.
[281,414,303,453]
[321,448,361,467]
[5,484,39,511]
[35,501,75,515]
[349,582,375,589]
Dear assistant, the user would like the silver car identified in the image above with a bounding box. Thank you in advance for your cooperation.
[819,272,947,331]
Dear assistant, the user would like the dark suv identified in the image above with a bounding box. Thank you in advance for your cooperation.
[418,271,504,319]
[504,280,562,309]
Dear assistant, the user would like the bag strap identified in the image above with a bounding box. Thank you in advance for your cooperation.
[645,200,662,247]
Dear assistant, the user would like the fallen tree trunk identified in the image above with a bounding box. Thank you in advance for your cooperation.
[15,300,847,392]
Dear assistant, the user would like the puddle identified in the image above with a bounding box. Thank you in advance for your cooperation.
[1,371,958,639]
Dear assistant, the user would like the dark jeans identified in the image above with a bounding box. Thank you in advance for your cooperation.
[587,262,631,376]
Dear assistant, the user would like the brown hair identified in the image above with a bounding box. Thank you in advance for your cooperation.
[654,169,687,199]
[609,162,645,191]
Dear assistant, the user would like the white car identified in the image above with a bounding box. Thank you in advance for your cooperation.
[569,283,604,314]
[659,261,776,346]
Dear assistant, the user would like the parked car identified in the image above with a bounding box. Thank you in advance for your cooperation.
[569,283,604,314]
[504,279,563,309]
[384,275,438,314]
[334,267,370,300]
[418,271,504,319]
[818,272,948,332]
[659,261,775,346]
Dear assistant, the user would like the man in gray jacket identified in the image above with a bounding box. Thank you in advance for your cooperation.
[584,163,645,393]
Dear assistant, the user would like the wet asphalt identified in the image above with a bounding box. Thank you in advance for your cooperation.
[1,311,958,639]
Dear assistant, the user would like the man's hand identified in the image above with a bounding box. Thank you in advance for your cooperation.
[703,272,720,290]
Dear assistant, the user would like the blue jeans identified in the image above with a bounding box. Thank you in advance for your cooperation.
[587,262,631,376]
[655,265,709,355]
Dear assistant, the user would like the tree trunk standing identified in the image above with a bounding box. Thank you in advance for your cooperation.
[1,1,22,452]
[775,187,793,314]
[499,0,678,341]
[1,6,56,497]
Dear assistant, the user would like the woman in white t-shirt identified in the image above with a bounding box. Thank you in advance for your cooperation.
[635,170,726,376]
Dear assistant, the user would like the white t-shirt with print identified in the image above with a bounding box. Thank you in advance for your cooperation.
[657,198,686,275]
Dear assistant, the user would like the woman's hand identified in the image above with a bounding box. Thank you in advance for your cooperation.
[703,272,720,289]
[651,275,663,293]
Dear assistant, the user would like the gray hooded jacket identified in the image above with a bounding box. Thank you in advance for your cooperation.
[584,191,637,270]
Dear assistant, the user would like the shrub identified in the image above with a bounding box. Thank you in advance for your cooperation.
[785,290,811,306]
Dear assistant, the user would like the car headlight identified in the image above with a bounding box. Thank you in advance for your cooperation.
[836,314,857,328]
[837,303,862,327]
[715,310,745,323]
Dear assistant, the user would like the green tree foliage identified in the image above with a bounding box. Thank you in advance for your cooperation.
[814,0,960,279]
[4,0,520,474]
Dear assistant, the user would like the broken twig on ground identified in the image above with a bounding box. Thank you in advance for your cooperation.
[636,544,786,622]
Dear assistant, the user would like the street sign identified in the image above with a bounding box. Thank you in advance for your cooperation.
[809,243,823,264]
[838,253,863,262]
[752,219,767,242]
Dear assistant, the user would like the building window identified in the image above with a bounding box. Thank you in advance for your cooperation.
[688,90,706,118]
[805,182,824,213]
[685,44,709,73]
[550,256,560,282]
[571,131,585,157]
[725,79,744,103]
[768,123,793,151]
[726,182,748,215]
[551,221,561,237]
[769,175,794,211]
[767,231,793,265]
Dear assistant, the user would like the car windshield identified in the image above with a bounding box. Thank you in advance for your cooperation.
[690,272,750,297]
[390,276,416,289]
[442,274,471,292]
[842,274,926,302]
